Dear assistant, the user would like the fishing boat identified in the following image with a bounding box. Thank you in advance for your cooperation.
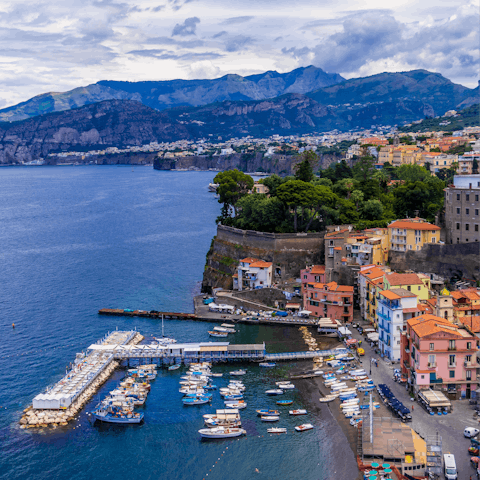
[319,395,337,403]
[208,331,228,338]
[224,394,243,401]
[210,373,223,378]
[204,409,241,428]
[91,404,144,424]
[256,409,279,416]
[259,363,276,368]
[224,401,247,409]
[268,427,287,434]
[265,389,284,396]
[198,427,246,439]
[168,364,181,371]
[213,326,236,333]
[276,400,293,406]
[230,369,247,376]
[277,383,295,390]
[295,423,314,432]
[182,396,211,405]
[289,409,307,416]
[261,415,279,422]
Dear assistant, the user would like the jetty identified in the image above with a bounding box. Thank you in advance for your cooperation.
[22,330,348,429]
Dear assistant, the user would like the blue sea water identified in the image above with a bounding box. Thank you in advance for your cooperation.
[0,166,342,480]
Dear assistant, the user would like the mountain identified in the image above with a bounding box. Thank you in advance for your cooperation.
[307,70,478,116]
[0,66,344,122]
[0,100,189,164]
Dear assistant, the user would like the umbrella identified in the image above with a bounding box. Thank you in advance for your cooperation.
[384,469,392,473]
[371,462,380,468]
[369,476,377,480]
[382,463,390,468]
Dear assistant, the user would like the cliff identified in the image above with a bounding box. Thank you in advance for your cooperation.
[202,224,325,293]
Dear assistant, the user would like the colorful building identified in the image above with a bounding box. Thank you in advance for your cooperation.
[402,314,478,399]
[383,272,431,301]
[234,258,272,291]
[358,265,390,323]
[302,281,354,322]
[451,288,480,330]
[300,265,326,291]
[387,218,441,253]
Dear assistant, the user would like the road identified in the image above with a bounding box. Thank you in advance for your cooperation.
[350,315,477,479]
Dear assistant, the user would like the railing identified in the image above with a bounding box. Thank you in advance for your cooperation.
[427,362,436,368]
[448,346,456,351]
[377,311,391,322]
[464,361,476,368]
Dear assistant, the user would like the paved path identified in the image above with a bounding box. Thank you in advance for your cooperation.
[351,317,476,479]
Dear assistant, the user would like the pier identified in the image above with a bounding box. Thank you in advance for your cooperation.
[264,348,349,362]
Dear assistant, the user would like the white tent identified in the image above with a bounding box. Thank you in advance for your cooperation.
[366,332,379,342]
[299,310,311,317]
[338,327,352,336]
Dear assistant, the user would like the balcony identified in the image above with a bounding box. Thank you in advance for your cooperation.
[405,348,410,354]
[448,347,456,351]
[431,377,443,384]
[464,361,476,368]
[377,311,391,322]
[427,362,437,368]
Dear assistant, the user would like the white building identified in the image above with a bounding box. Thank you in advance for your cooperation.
[234,258,273,291]
[376,288,422,362]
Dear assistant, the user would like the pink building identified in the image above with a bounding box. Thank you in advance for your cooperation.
[303,281,354,323]
[300,265,326,292]
[402,314,478,399]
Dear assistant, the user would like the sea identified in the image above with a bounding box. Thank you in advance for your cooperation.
[0,166,342,480]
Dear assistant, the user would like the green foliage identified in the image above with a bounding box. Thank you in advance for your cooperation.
[312,177,334,188]
[361,199,384,221]
[214,169,254,218]
[396,164,430,183]
[320,160,353,184]
[294,151,316,182]
[353,156,376,183]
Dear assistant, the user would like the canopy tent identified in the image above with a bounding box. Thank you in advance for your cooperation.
[366,332,379,342]
[338,327,352,336]
[298,310,311,317]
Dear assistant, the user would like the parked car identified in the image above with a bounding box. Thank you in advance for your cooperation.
[464,427,480,438]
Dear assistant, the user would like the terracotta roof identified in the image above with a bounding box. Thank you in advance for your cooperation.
[388,219,440,231]
[249,261,272,268]
[335,285,354,293]
[334,247,342,251]
[240,257,259,264]
[385,273,423,286]
[361,267,385,280]
[310,265,325,274]
[408,314,463,338]
[458,316,480,332]
[379,290,401,300]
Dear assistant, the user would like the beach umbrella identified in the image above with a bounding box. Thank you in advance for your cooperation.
[384,469,392,474]
[371,462,380,468]
[382,463,390,468]
[369,475,377,480]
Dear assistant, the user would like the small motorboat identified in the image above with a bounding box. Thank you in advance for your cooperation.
[182,396,211,405]
[265,389,284,396]
[295,423,314,432]
[289,409,307,416]
[224,394,243,401]
[277,383,295,390]
[203,384,217,390]
[261,415,279,422]
[198,427,246,439]
[268,427,287,434]
[276,400,293,406]
[221,323,236,328]
[214,326,236,333]
[210,373,223,377]
[256,409,279,417]
[168,364,181,371]
[224,401,247,409]
[209,331,228,338]
[259,363,276,368]
[319,395,336,403]
[230,370,247,376]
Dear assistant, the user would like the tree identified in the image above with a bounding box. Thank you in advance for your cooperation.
[361,199,384,221]
[350,190,364,208]
[214,169,254,218]
[353,156,377,183]
[332,178,359,198]
[234,194,287,232]
[261,174,285,196]
[294,151,316,182]
[473,158,479,174]
[312,177,334,188]
[396,164,430,183]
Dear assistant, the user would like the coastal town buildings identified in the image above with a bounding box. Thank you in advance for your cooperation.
[387,218,440,252]
[444,174,480,244]
[302,281,354,322]
[234,258,272,291]
[401,314,478,399]
[383,272,430,301]
[300,265,326,291]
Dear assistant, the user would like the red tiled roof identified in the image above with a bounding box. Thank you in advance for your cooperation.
[240,257,259,263]
[310,265,325,274]
[249,261,272,268]
[385,273,423,286]
[388,220,440,231]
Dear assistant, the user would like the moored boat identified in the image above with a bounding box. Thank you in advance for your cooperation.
[91,405,144,424]
[265,389,284,396]
[209,331,228,338]
[261,415,279,422]
[295,423,314,432]
[259,363,276,368]
[256,409,279,416]
[182,396,211,405]
[277,383,295,390]
[230,369,247,376]
[289,409,307,416]
[267,427,287,434]
[198,426,246,439]
[276,400,293,406]
[168,364,181,371]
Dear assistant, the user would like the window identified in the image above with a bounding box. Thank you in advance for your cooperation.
[476,209,479,215]
[476,195,479,202]
[467,371,472,381]
[303,275,307,279]
[429,343,434,350]
[475,225,479,232]
[407,286,411,291]
[456,207,460,214]
[449,340,455,350]
[457,193,460,200]
[466,208,470,215]
[456,223,460,230]
[466,355,472,362]
[418,286,421,290]
[421,375,424,379]
[467,342,472,349]
[428,354,435,363]
[449,370,455,378]
[449,354,455,366]
[466,194,470,201]
[466,224,469,231]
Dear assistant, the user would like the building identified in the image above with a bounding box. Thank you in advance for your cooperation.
[451,288,480,330]
[387,218,440,252]
[457,156,474,175]
[358,265,389,323]
[376,288,423,362]
[251,182,270,195]
[234,258,273,291]
[302,281,354,322]
[300,265,326,291]
[383,272,430,301]
[444,174,480,244]
[402,314,478,399]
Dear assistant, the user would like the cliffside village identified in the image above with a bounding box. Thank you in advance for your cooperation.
[208,175,480,403]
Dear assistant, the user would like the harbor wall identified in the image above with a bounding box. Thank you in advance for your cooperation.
[388,242,480,282]
[202,225,325,293]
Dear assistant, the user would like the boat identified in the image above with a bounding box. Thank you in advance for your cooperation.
[259,363,276,368]
[276,400,293,406]
[224,394,243,401]
[204,409,241,428]
[198,427,246,439]
[295,423,314,432]
[221,323,236,329]
[213,326,236,333]
[91,405,144,424]
[182,396,211,405]
[230,370,247,376]
[277,383,295,390]
[224,401,247,409]
[203,384,217,390]
[261,415,279,422]
[210,373,223,377]
[168,364,181,371]
[267,427,287,434]
[319,395,337,403]
[256,409,279,416]
[209,331,228,338]
[265,389,284,396]
[289,409,307,416]
[208,183,219,193]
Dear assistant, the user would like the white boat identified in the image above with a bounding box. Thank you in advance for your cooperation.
[289,409,307,416]
[261,415,279,422]
[208,183,219,193]
[221,323,236,329]
[210,373,223,377]
[209,330,228,338]
[198,427,246,439]
[214,326,236,333]
[319,395,337,403]
[224,401,247,409]
[230,370,247,376]
[268,427,287,434]
[277,383,295,389]
[168,364,181,371]
[295,423,314,432]
[259,363,276,368]
[265,389,284,396]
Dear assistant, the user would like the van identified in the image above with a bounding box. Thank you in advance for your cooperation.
[443,454,457,480]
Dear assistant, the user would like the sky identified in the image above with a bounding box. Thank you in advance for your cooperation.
[0,0,479,108]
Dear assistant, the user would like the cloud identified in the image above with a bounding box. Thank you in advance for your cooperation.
[168,0,197,12]
[151,5,165,12]
[187,60,221,79]
[212,31,227,39]
[145,36,204,48]
[171,16,200,36]
[220,16,254,25]
[224,35,254,52]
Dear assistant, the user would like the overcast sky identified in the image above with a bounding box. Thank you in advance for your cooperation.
[0,0,478,108]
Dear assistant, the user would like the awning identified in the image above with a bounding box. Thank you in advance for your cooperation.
[338,327,352,335]
[367,332,379,341]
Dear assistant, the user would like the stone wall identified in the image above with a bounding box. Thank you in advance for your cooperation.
[388,242,480,282]
[202,225,325,293]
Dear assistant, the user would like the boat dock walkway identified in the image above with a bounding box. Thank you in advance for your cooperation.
[264,348,349,362]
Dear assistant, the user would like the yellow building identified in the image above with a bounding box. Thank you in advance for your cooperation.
[383,272,430,301]
[388,218,440,253]
[378,146,424,166]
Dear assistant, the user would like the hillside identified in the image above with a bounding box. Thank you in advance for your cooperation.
[0,66,344,122]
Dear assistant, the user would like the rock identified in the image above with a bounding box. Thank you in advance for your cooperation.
[20,417,28,425]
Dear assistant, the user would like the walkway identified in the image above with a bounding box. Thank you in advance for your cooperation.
[265,348,349,361]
